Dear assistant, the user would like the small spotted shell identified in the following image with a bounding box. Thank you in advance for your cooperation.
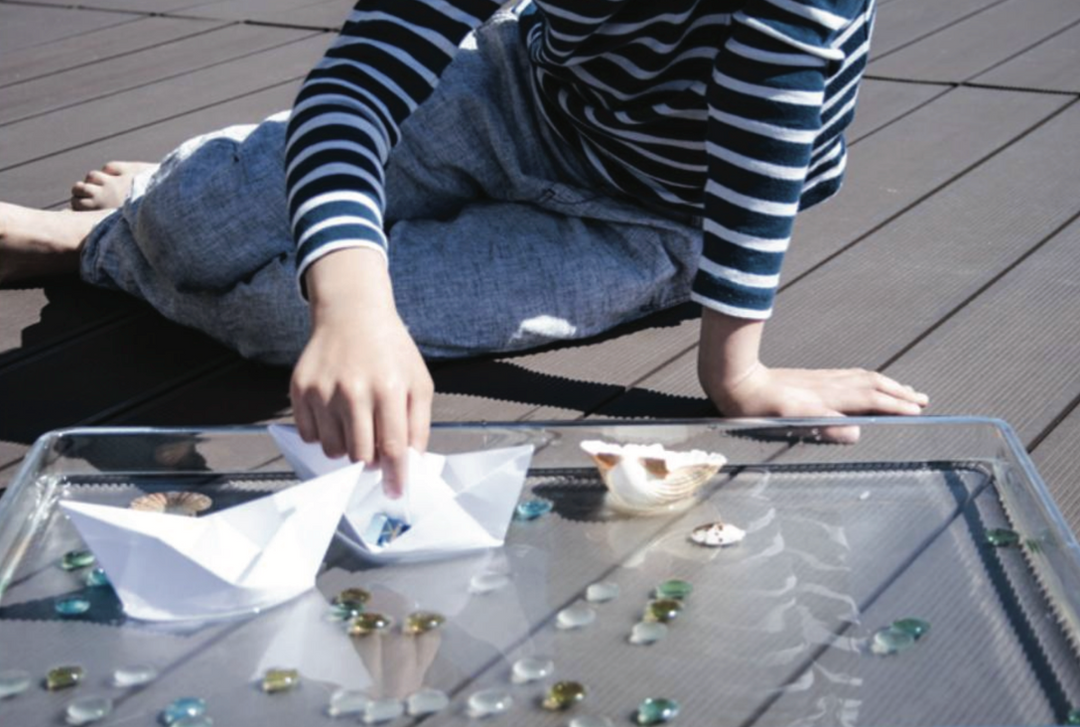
[129,491,212,516]
[580,441,726,515]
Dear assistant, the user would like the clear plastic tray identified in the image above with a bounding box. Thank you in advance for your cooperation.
[1,417,1079,726]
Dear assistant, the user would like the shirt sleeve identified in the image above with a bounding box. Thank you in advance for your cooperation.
[285,0,503,293]
[690,0,869,319]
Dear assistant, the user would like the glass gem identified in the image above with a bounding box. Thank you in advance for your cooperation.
[556,603,596,630]
[644,599,683,624]
[66,695,113,725]
[333,587,372,606]
[348,612,393,637]
[1067,709,1080,725]
[869,626,916,656]
[511,657,555,684]
[56,596,92,616]
[46,666,84,691]
[637,698,680,725]
[986,528,1021,547]
[406,688,449,716]
[469,572,511,594]
[655,579,692,600]
[113,665,158,687]
[629,621,668,646]
[689,521,745,547]
[362,698,404,724]
[515,498,553,521]
[570,717,614,727]
[541,681,587,710]
[585,581,619,603]
[404,611,446,635]
[61,550,95,571]
[85,568,110,587]
[466,688,513,718]
[327,688,369,718]
[261,668,300,693]
[0,669,31,699]
[161,697,207,724]
[331,602,365,620]
[891,618,930,641]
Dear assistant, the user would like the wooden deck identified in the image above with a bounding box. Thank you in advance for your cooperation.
[2,0,1080,529]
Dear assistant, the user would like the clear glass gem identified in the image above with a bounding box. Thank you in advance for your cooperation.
[869,626,916,656]
[46,666,84,691]
[66,695,113,725]
[511,657,554,684]
[655,579,692,600]
[629,621,668,645]
[113,665,158,687]
[514,498,553,521]
[689,521,745,547]
[55,596,91,617]
[404,611,445,635]
[161,697,207,724]
[348,612,393,637]
[643,599,683,624]
[637,698,679,725]
[556,603,596,630]
[406,688,449,716]
[60,550,95,571]
[467,688,513,718]
[362,698,404,724]
[261,668,300,693]
[469,572,511,594]
[84,568,110,588]
[890,618,930,641]
[986,528,1021,547]
[0,669,31,699]
[585,582,619,603]
[570,717,614,727]
[327,688,369,718]
[542,681,587,710]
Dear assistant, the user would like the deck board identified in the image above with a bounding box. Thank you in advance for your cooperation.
[868,0,1007,58]
[0,4,138,53]
[972,23,1080,93]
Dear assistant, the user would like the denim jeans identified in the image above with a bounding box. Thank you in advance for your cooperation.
[80,12,701,365]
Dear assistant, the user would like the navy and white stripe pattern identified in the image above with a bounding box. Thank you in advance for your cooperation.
[286,0,874,317]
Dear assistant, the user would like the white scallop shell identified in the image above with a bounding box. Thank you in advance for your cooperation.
[580,440,726,515]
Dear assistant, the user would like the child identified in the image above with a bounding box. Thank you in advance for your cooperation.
[0,0,928,492]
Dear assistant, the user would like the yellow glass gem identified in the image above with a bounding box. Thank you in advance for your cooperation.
[403,611,446,635]
[348,612,393,637]
[261,668,300,693]
[643,599,683,624]
[541,681,587,710]
[333,588,372,606]
[46,665,84,690]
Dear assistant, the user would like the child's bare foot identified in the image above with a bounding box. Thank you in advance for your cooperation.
[70,161,157,211]
[0,202,110,284]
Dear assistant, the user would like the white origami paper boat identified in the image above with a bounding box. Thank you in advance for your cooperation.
[59,467,358,622]
[269,425,534,563]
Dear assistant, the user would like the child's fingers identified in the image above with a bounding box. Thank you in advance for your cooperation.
[870,372,929,407]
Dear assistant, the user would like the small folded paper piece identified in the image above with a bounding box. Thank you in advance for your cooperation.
[59,467,358,622]
[269,425,534,563]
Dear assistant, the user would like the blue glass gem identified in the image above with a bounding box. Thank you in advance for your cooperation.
[515,498,553,521]
[55,596,91,616]
[363,514,411,546]
[637,698,679,725]
[161,697,207,725]
[85,568,110,588]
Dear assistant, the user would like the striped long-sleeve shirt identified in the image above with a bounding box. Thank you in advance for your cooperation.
[285,0,874,319]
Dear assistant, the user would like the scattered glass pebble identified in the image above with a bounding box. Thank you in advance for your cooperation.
[160,697,207,724]
[330,602,365,620]
[46,666,84,691]
[362,698,404,724]
[65,695,113,725]
[556,603,596,630]
[986,528,1021,548]
[130,491,211,516]
[467,688,513,718]
[541,681,587,710]
[515,498,553,521]
[585,581,620,603]
[570,717,614,727]
[84,568,110,588]
[689,522,745,547]
[890,618,930,641]
[406,688,449,716]
[364,514,411,546]
[637,698,679,725]
[55,596,92,617]
[348,612,394,637]
[0,669,31,699]
[469,572,511,594]
[629,621,668,646]
[261,668,299,694]
[511,657,554,684]
[643,599,683,624]
[60,550,95,571]
[333,587,372,606]
[654,579,692,600]
[869,626,916,656]
[327,688,369,718]
[1067,708,1080,725]
[404,611,446,635]
[112,665,158,688]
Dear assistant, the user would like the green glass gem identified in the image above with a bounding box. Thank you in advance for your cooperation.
[869,626,916,656]
[261,668,300,694]
[403,610,446,635]
[46,665,84,691]
[986,528,1021,548]
[643,598,684,624]
[331,602,365,620]
[637,698,679,725]
[541,681,587,710]
[85,568,110,587]
[55,596,92,616]
[60,550,95,571]
[891,618,930,641]
[333,588,372,606]
[655,579,693,600]
[1066,708,1080,725]
[348,612,393,637]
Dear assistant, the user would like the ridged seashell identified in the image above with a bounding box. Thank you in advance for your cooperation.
[580,441,726,515]
[129,491,212,517]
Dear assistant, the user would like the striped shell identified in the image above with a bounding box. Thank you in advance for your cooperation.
[129,491,212,517]
[580,440,726,516]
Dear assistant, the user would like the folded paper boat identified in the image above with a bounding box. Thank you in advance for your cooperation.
[59,467,358,622]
